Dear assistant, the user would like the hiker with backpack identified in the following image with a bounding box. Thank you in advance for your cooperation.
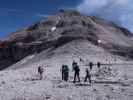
[38,66,44,80]
[89,62,94,70]
[97,62,101,73]
[84,68,91,83]
[61,65,69,82]
[72,61,80,83]
[97,62,101,69]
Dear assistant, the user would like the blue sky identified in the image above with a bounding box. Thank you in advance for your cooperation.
[0,0,80,38]
[0,0,133,38]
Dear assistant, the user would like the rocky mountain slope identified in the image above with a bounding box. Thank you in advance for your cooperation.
[0,10,133,70]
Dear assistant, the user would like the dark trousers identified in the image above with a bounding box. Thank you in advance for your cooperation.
[73,72,80,83]
[62,71,64,80]
[64,72,69,81]
[39,72,43,80]
[84,75,91,83]
[62,72,69,82]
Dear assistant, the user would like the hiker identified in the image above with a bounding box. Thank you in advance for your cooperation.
[89,62,94,70]
[64,65,69,82]
[84,68,91,83]
[61,65,65,80]
[73,62,80,83]
[97,62,101,69]
[61,65,69,82]
[38,66,44,80]
[80,58,84,62]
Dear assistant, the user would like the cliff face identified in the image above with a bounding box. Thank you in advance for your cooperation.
[0,10,133,70]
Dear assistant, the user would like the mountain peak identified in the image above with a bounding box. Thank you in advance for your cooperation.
[0,10,133,70]
[57,9,81,16]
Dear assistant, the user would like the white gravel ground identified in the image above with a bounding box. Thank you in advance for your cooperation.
[1,40,133,100]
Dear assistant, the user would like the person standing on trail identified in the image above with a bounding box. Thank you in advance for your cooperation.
[84,68,91,83]
[61,65,69,82]
[89,62,94,70]
[64,65,69,82]
[97,62,101,69]
[38,66,44,80]
[80,58,84,62]
[73,62,80,83]
[61,65,65,80]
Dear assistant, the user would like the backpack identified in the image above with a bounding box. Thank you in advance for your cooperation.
[72,62,77,71]
[74,65,80,72]
[38,66,43,73]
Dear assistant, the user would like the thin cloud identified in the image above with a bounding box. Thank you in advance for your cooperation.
[77,0,133,32]
[35,14,51,18]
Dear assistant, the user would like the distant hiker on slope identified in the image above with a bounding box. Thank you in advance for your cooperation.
[61,65,69,82]
[80,57,84,63]
[89,62,94,70]
[84,68,91,83]
[38,66,44,80]
[73,62,80,83]
[97,62,101,73]
[97,62,101,69]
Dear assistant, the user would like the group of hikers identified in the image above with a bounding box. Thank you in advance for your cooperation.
[37,60,101,84]
[61,61,101,83]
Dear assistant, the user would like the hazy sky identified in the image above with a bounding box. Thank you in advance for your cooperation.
[78,0,133,33]
[0,0,133,38]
